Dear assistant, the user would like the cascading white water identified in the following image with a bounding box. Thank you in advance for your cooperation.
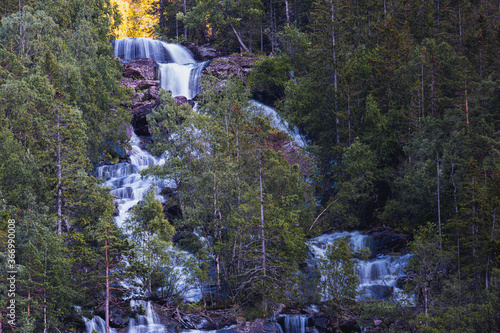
[282,315,308,333]
[114,37,208,100]
[248,100,307,147]
[158,62,207,100]
[307,232,411,301]
[114,38,195,64]
[128,300,166,333]
[84,316,117,333]
[98,132,169,227]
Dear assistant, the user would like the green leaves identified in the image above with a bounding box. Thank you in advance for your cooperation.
[319,237,359,312]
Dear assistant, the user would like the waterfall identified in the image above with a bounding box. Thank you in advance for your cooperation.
[282,315,307,333]
[84,316,117,333]
[114,37,208,99]
[128,300,166,333]
[248,100,307,147]
[158,61,208,100]
[98,132,169,227]
[307,232,411,301]
[113,38,195,64]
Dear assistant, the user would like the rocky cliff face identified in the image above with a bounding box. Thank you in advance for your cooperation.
[118,47,262,136]
[202,55,262,86]
[119,58,194,136]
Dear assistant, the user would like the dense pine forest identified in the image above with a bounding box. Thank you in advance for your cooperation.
[0,0,499,332]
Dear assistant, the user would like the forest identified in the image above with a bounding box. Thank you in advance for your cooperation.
[0,0,499,332]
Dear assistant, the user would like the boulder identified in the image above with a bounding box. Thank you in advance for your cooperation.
[338,319,361,332]
[131,100,161,136]
[229,318,279,333]
[203,55,263,85]
[182,42,225,61]
[365,226,408,255]
[122,58,158,80]
[174,95,195,108]
[120,78,160,92]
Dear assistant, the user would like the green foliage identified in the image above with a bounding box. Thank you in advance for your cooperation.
[412,303,495,333]
[319,237,359,313]
[126,188,176,296]
[0,1,131,329]
[248,55,291,99]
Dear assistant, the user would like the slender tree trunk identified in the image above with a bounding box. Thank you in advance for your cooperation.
[105,228,110,333]
[452,162,458,213]
[457,231,461,296]
[437,152,442,250]
[230,23,250,52]
[214,173,221,299]
[458,2,462,45]
[19,0,24,55]
[486,207,497,288]
[183,0,188,39]
[57,112,62,235]
[43,246,48,333]
[465,73,469,124]
[421,50,425,119]
[285,0,290,24]
[260,23,263,53]
[347,99,351,145]
[331,0,339,144]
[259,149,267,312]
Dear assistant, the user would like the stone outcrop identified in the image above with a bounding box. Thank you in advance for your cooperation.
[365,226,408,255]
[121,57,158,80]
[120,58,195,136]
[203,55,263,85]
[182,42,225,61]
[119,51,262,136]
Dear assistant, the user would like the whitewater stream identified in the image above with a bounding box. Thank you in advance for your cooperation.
[85,37,410,333]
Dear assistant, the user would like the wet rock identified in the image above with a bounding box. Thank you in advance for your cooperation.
[202,55,263,85]
[365,226,408,255]
[314,316,329,330]
[230,318,278,333]
[338,319,361,333]
[122,57,158,80]
[182,42,225,61]
[120,78,160,92]
[137,79,160,90]
[110,307,129,328]
[131,100,160,136]
[174,95,195,108]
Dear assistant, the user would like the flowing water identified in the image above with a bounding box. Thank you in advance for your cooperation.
[307,232,412,302]
[84,38,409,332]
[114,37,208,100]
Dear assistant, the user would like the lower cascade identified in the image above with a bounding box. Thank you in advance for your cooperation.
[128,300,166,333]
[84,316,117,333]
[307,231,411,301]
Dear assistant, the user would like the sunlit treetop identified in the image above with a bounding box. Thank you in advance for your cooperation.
[111,0,158,38]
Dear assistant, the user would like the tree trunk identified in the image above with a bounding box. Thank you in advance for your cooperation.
[230,23,250,53]
[285,0,290,23]
[437,152,441,250]
[259,149,267,312]
[43,249,48,333]
[421,50,425,118]
[465,73,469,124]
[105,229,110,333]
[214,173,221,299]
[57,112,62,235]
[183,0,188,39]
[331,0,339,144]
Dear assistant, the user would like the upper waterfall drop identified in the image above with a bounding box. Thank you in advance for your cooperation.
[113,37,196,64]
[113,37,208,99]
